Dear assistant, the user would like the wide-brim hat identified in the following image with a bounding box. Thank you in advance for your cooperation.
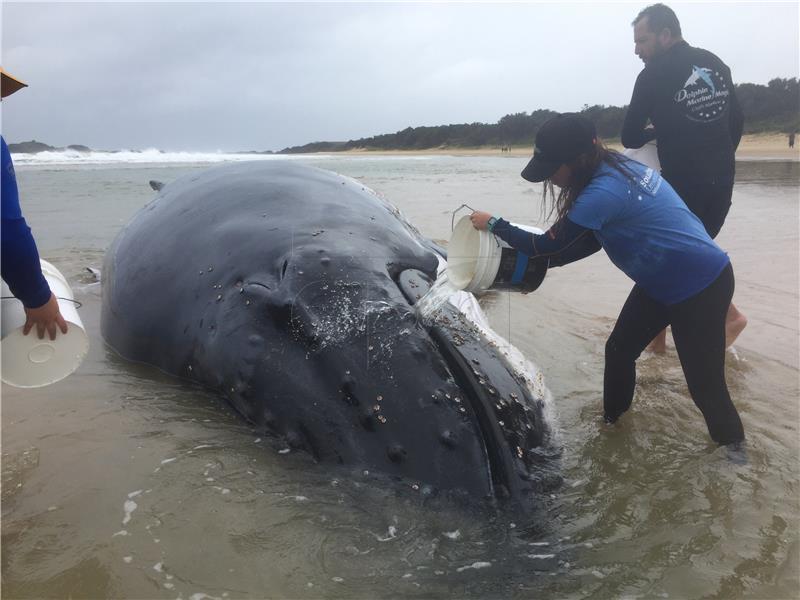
[1,68,28,98]
[521,114,597,183]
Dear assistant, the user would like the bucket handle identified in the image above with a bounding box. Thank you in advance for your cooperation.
[1,296,83,309]
[450,203,477,232]
[450,203,500,248]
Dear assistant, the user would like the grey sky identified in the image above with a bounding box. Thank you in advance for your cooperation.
[2,1,798,152]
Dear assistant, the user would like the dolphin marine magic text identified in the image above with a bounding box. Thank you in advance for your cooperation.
[102,161,558,507]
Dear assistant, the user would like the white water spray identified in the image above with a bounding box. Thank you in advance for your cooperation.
[414,271,458,322]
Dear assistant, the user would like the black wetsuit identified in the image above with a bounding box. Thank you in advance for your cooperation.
[622,40,744,237]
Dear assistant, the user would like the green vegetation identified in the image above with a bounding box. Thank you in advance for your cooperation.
[736,78,800,133]
[280,78,799,153]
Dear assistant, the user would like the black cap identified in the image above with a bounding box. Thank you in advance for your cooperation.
[521,114,597,182]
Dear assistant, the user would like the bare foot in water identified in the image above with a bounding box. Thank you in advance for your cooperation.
[725,303,747,348]
[647,328,667,354]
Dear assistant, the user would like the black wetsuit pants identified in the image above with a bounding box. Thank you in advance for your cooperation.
[666,177,734,239]
[603,263,745,445]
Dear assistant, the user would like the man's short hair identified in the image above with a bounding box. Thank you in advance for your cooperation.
[633,3,682,38]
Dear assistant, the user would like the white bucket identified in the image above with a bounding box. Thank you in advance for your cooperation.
[1,260,89,388]
[623,140,660,171]
[448,216,548,293]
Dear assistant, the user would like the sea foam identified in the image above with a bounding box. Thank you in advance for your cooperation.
[10,149,331,166]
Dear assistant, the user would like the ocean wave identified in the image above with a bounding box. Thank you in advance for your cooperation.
[10,148,332,166]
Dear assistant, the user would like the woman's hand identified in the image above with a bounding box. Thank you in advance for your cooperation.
[23,293,69,340]
[470,211,493,231]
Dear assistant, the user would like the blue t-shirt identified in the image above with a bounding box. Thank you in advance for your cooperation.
[567,159,729,305]
[1,136,51,308]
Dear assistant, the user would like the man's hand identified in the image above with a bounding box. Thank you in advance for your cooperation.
[23,293,68,340]
[470,211,493,231]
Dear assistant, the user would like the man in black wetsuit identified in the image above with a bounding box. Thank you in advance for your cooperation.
[622,3,747,351]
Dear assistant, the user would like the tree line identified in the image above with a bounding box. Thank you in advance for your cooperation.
[280,78,799,153]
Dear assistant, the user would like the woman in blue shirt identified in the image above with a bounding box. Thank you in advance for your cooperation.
[470,114,744,446]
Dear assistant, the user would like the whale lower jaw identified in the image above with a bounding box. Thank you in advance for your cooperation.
[397,268,551,505]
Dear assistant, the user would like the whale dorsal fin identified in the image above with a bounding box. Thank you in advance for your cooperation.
[149,180,165,191]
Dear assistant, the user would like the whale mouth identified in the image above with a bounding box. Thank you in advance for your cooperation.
[395,268,544,502]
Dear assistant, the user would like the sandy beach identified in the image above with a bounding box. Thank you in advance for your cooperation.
[329,133,800,160]
[730,133,800,160]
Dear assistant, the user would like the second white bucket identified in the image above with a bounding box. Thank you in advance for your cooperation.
[623,140,660,171]
[448,216,548,293]
[1,260,89,388]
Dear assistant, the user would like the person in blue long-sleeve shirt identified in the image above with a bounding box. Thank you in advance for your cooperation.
[470,114,744,447]
[1,68,67,340]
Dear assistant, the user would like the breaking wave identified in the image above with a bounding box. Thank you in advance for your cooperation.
[10,148,333,167]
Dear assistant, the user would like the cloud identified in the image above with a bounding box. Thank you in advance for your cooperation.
[2,2,797,151]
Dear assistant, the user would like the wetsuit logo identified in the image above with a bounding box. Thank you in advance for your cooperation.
[684,66,716,94]
[674,64,730,123]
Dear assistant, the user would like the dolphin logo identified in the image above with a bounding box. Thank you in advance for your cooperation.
[684,65,716,95]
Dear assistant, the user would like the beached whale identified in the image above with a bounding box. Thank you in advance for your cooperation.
[101,161,553,505]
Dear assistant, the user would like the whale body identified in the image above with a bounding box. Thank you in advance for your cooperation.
[102,161,553,505]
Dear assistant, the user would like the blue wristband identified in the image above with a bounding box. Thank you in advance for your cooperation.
[487,216,499,232]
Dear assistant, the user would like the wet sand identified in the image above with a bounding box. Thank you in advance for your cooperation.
[2,157,798,599]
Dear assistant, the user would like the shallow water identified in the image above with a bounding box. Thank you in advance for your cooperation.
[2,156,798,598]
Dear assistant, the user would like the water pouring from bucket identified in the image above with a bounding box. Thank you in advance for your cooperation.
[448,215,548,294]
[414,212,549,323]
[1,260,89,388]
